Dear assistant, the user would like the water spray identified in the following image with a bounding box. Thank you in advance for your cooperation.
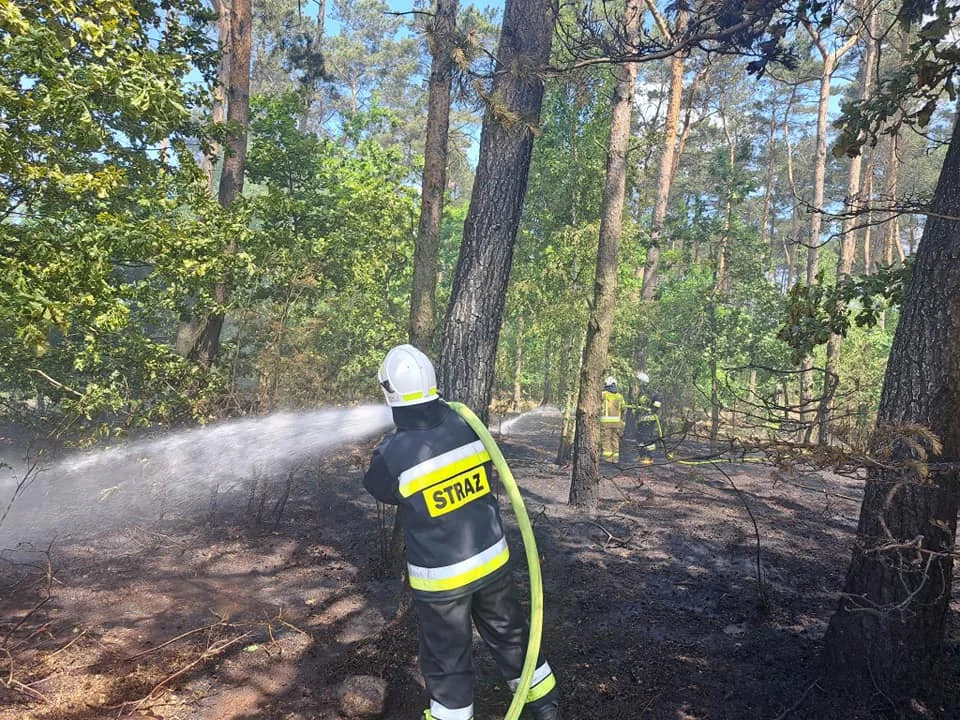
[446,401,544,720]
[0,405,394,546]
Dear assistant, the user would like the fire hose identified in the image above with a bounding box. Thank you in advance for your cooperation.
[446,401,543,720]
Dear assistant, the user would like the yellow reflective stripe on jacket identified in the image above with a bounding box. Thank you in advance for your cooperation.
[408,536,509,592]
[601,391,624,420]
[398,440,490,498]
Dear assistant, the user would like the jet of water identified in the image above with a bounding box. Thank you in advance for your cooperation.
[0,405,393,546]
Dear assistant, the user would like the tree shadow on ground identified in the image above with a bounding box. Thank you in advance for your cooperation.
[2,411,958,720]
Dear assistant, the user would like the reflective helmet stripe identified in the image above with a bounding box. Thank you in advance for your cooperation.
[401,387,437,402]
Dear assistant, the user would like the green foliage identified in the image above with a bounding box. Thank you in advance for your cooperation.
[834,0,960,156]
[0,0,222,430]
[0,0,215,216]
[237,92,417,407]
[778,263,911,364]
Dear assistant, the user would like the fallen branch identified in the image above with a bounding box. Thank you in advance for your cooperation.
[118,630,255,715]
[771,677,822,719]
[710,462,767,602]
[119,621,225,664]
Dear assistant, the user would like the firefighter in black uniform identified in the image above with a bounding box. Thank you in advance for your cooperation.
[363,344,560,720]
[632,371,663,464]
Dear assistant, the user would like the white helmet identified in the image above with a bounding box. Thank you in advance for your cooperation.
[605,376,617,387]
[636,371,649,384]
[378,344,439,407]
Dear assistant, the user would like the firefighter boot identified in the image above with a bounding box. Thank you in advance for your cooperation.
[525,692,560,720]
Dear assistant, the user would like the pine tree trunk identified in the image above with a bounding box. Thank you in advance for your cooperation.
[178,0,231,358]
[438,0,555,419]
[800,24,859,441]
[822,113,960,699]
[542,345,552,405]
[409,0,457,352]
[512,315,524,411]
[860,144,875,273]
[820,14,876,445]
[190,0,252,368]
[800,53,835,440]
[639,9,687,303]
[569,0,641,512]
[782,87,800,292]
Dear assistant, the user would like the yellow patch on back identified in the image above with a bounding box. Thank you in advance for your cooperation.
[424,465,490,517]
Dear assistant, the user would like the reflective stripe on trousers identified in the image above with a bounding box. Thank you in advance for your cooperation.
[508,661,557,703]
[428,700,474,720]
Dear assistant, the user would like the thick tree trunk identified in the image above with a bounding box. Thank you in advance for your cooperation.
[569,0,641,512]
[821,113,960,700]
[409,0,457,352]
[438,0,555,419]
[189,0,251,368]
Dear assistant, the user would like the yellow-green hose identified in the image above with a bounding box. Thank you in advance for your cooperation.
[446,401,543,720]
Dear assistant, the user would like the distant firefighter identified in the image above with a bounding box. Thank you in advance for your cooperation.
[599,375,626,463]
[631,371,663,464]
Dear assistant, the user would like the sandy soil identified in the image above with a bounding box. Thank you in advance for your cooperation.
[1,408,957,720]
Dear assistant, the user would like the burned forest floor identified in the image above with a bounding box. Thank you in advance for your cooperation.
[2,407,959,720]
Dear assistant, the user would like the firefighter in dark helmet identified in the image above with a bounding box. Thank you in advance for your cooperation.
[362,344,560,720]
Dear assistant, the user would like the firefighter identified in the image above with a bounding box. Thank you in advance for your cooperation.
[633,371,663,464]
[599,375,626,463]
[362,344,560,720]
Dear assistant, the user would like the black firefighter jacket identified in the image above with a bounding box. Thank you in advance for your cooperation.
[363,400,510,602]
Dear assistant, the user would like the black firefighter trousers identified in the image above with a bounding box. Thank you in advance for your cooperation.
[414,570,560,720]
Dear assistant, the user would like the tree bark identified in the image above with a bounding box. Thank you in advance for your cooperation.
[800,21,859,440]
[821,112,960,699]
[409,0,457,352]
[820,11,876,445]
[189,0,252,368]
[569,0,641,512]
[639,8,687,303]
[782,86,800,292]
[512,315,524,411]
[178,0,232,358]
[860,143,875,273]
[438,0,556,419]
[541,344,552,405]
